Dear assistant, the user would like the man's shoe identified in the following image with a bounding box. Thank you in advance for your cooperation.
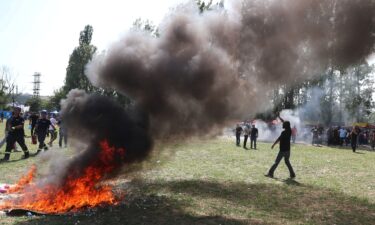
[290,175,296,179]
[24,152,29,159]
[1,156,9,162]
[264,174,274,178]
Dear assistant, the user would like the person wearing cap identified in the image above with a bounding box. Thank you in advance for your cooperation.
[1,107,29,161]
[35,110,54,153]
[265,115,296,179]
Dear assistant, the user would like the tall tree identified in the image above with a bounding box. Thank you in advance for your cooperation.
[0,66,19,109]
[63,25,97,93]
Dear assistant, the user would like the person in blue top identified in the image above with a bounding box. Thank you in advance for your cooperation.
[265,115,296,179]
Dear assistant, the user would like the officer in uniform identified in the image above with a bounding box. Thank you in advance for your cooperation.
[35,110,54,153]
[2,107,29,161]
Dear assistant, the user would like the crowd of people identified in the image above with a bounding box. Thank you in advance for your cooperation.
[320,126,375,152]
[0,107,68,162]
[233,117,375,179]
[235,123,259,149]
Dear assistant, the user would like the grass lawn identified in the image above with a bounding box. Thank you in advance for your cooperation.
[0,121,374,225]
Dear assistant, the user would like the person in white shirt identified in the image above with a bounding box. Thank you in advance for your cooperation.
[243,124,250,149]
[48,114,58,147]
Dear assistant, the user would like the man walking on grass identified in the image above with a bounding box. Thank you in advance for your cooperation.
[265,116,296,179]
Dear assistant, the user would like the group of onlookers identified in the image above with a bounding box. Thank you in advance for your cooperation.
[326,126,375,152]
[0,107,67,161]
[235,123,259,149]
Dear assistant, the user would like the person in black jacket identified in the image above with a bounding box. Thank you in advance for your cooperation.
[1,107,29,161]
[35,110,55,153]
[250,124,258,149]
[265,116,296,179]
[235,124,243,146]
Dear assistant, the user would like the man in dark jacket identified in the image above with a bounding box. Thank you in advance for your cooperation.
[35,110,55,153]
[1,107,29,161]
[266,116,296,179]
[250,124,258,149]
[235,124,243,146]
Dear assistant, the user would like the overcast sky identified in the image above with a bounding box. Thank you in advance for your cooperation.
[0,0,185,96]
[1,0,374,96]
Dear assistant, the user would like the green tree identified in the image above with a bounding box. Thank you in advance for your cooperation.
[132,18,159,37]
[342,63,374,122]
[63,25,97,93]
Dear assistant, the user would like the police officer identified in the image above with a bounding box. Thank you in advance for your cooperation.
[1,107,29,161]
[35,110,54,153]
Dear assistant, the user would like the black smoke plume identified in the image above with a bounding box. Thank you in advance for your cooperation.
[56,0,375,176]
[60,90,152,171]
[85,0,375,140]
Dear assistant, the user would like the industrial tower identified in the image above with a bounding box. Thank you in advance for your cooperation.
[32,72,41,98]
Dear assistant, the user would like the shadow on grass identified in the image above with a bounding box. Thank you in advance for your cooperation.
[133,179,375,225]
[12,195,248,225]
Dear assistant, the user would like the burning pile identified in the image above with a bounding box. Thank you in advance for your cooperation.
[0,140,124,214]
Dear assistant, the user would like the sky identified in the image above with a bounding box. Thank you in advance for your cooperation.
[0,0,374,96]
[0,0,185,96]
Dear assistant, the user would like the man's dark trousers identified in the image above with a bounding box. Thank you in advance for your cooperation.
[250,137,257,149]
[268,151,295,177]
[3,134,28,160]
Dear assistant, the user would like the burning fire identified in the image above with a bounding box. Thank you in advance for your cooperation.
[0,140,125,214]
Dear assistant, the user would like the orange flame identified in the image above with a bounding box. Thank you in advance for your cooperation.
[0,140,125,214]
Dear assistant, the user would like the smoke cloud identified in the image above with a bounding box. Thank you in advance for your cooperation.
[85,0,375,139]
[51,0,375,179]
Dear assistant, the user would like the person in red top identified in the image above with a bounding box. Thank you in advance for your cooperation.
[291,126,297,143]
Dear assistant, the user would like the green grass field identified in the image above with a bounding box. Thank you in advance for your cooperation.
[0,121,374,225]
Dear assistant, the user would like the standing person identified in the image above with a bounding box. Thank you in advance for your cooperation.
[291,126,297,144]
[58,118,68,148]
[1,107,29,161]
[29,112,39,136]
[235,124,243,147]
[0,114,12,149]
[35,110,54,153]
[266,116,296,179]
[350,126,360,153]
[243,124,250,149]
[48,114,58,147]
[370,130,375,151]
[311,126,319,146]
[338,127,347,146]
[250,124,258,149]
